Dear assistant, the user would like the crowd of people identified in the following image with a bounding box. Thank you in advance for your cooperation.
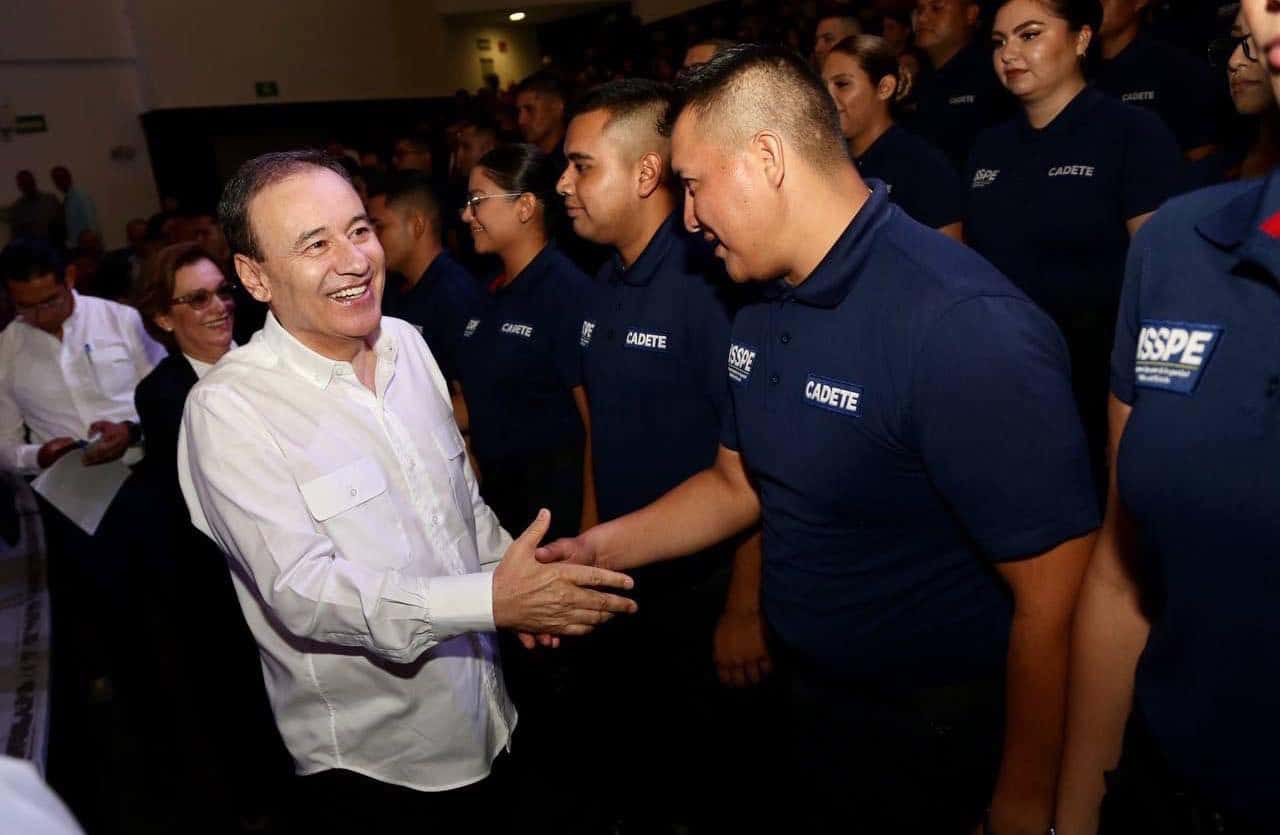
[0,0,1276,833]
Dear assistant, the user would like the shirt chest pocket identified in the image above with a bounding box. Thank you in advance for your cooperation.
[87,340,136,398]
[298,457,411,570]
[429,417,476,542]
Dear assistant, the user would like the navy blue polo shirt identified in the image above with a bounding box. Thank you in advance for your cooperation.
[903,43,1014,172]
[855,124,964,230]
[582,212,734,522]
[1110,171,1280,825]
[723,185,1099,685]
[455,243,596,463]
[965,87,1186,325]
[380,250,484,382]
[1094,32,1226,152]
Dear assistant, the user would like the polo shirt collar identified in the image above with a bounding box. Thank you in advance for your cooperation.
[1019,86,1102,140]
[262,310,397,389]
[496,243,557,298]
[769,183,890,308]
[1195,171,1280,282]
[605,212,679,287]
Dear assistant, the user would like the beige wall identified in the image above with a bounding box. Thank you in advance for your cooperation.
[444,24,543,93]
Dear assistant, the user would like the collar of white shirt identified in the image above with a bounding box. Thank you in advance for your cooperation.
[260,311,395,390]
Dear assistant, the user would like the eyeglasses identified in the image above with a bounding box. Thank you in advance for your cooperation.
[14,288,70,318]
[1208,34,1257,68]
[460,192,524,214]
[171,282,236,310]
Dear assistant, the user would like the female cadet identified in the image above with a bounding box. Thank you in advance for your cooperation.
[1055,0,1280,829]
[822,35,966,239]
[456,143,597,543]
[1192,9,1280,187]
[964,0,1185,479]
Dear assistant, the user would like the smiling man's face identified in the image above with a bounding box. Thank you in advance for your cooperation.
[239,167,385,358]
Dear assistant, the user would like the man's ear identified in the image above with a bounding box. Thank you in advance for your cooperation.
[234,254,271,303]
[753,130,786,190]
[637,152,666,199]
[964,1,980,28]
[410,210,427,241]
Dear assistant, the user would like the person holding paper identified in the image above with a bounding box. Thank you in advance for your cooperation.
[179,150,638,829]
[0,237,165,828]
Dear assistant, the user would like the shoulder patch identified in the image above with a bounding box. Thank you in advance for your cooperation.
[1134,320,1223,395]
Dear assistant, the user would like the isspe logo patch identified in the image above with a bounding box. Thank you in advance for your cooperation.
[1134,320,1223,394]
[580,320,596,347]
[728,343,757,385]
[462,318,480,338]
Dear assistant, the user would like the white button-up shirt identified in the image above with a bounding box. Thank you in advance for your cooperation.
[0,291,165,474]
[178,313,515,792]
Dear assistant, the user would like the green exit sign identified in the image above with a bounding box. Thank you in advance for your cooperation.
[255,81,280,98]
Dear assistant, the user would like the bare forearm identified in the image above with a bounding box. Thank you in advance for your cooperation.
[588,460,760,571]
[989,610,1072,832]
[1055,567,1149,835]
[724,530,763,614]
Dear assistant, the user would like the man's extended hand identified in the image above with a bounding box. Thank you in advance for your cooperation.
[493,510,637,636]
[713,608,773,688]
[37,437,78,469]
[83,420,132,465]
[535,532,600,567]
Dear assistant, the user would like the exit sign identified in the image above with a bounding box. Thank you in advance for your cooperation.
[255,81,280,98]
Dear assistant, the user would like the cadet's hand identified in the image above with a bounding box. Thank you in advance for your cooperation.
[713,608,773,688]
[83,420,131,465]
[535,532,600,567]
[493,510,637,636]
[37,437,78,469]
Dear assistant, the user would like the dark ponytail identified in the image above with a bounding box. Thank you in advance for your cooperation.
[475,143,565,236]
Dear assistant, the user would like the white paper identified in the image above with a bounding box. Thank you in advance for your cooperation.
[30,451,130,536]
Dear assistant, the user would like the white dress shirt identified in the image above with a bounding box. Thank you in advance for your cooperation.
[0,291,165,474]
[183,342,235,381]
[178,313,516,792]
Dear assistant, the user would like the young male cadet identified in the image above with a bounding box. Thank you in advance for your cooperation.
[368,170,483,385]
[540,45,1100,835]
[557,79,770,830]
[908,0,1013,170]
[178,151,637,828]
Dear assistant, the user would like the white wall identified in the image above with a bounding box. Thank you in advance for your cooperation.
[0,0,157,249]
[443,24,543,92]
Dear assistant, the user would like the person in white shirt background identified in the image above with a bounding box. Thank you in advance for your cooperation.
[0,237,165,831]
[178,150,638,831]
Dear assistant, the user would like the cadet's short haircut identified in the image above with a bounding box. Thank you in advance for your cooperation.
[571,79,674,157]
[660,43,847,173]
[368,170,443,239]
[515,71,568,103]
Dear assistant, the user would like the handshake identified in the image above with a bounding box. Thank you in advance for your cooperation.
[491,508,628,649]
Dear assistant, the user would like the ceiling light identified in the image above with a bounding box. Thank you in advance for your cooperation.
[509,11,526,21]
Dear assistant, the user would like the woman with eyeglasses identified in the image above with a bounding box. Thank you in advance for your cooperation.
[963,0,1187,485]
[455,143,597,544]
[1193,12,1280,186]
[821,34,966,239]
[99,240,287,830]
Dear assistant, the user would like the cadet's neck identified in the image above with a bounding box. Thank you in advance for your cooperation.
[617,194,678,269]
[401,241,444,289]
[785,166,870,287]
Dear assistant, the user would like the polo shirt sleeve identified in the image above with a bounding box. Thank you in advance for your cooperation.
[911,295,1100,561]
[719,387,740,452]
[1109,222,1151,406]
[1120,109,1187,220]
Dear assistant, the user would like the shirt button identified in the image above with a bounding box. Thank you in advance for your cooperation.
[432,514,441,526]
[349,488,357,497]
[615,303,623,311]
[780,332,791,345]
[769,373,780,385]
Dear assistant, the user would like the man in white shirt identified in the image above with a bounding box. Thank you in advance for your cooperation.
[179,150,637,829]
[0,238,165,824]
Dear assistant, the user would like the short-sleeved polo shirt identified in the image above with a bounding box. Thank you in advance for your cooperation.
[903,43,1014,172]
[1109,171,1280,826]
[723,185,1099,685]
[965,87,1186,325]
[855,124,965,230]
[455,244,596,464]
[582,212,734,521]
[381,250,485,382]
[1094,32,1227,152]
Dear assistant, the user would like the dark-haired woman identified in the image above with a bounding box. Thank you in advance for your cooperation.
[964,0,1187,481]
[101,242,287,832]
[822,34,965,239]
[456,144,598,542]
